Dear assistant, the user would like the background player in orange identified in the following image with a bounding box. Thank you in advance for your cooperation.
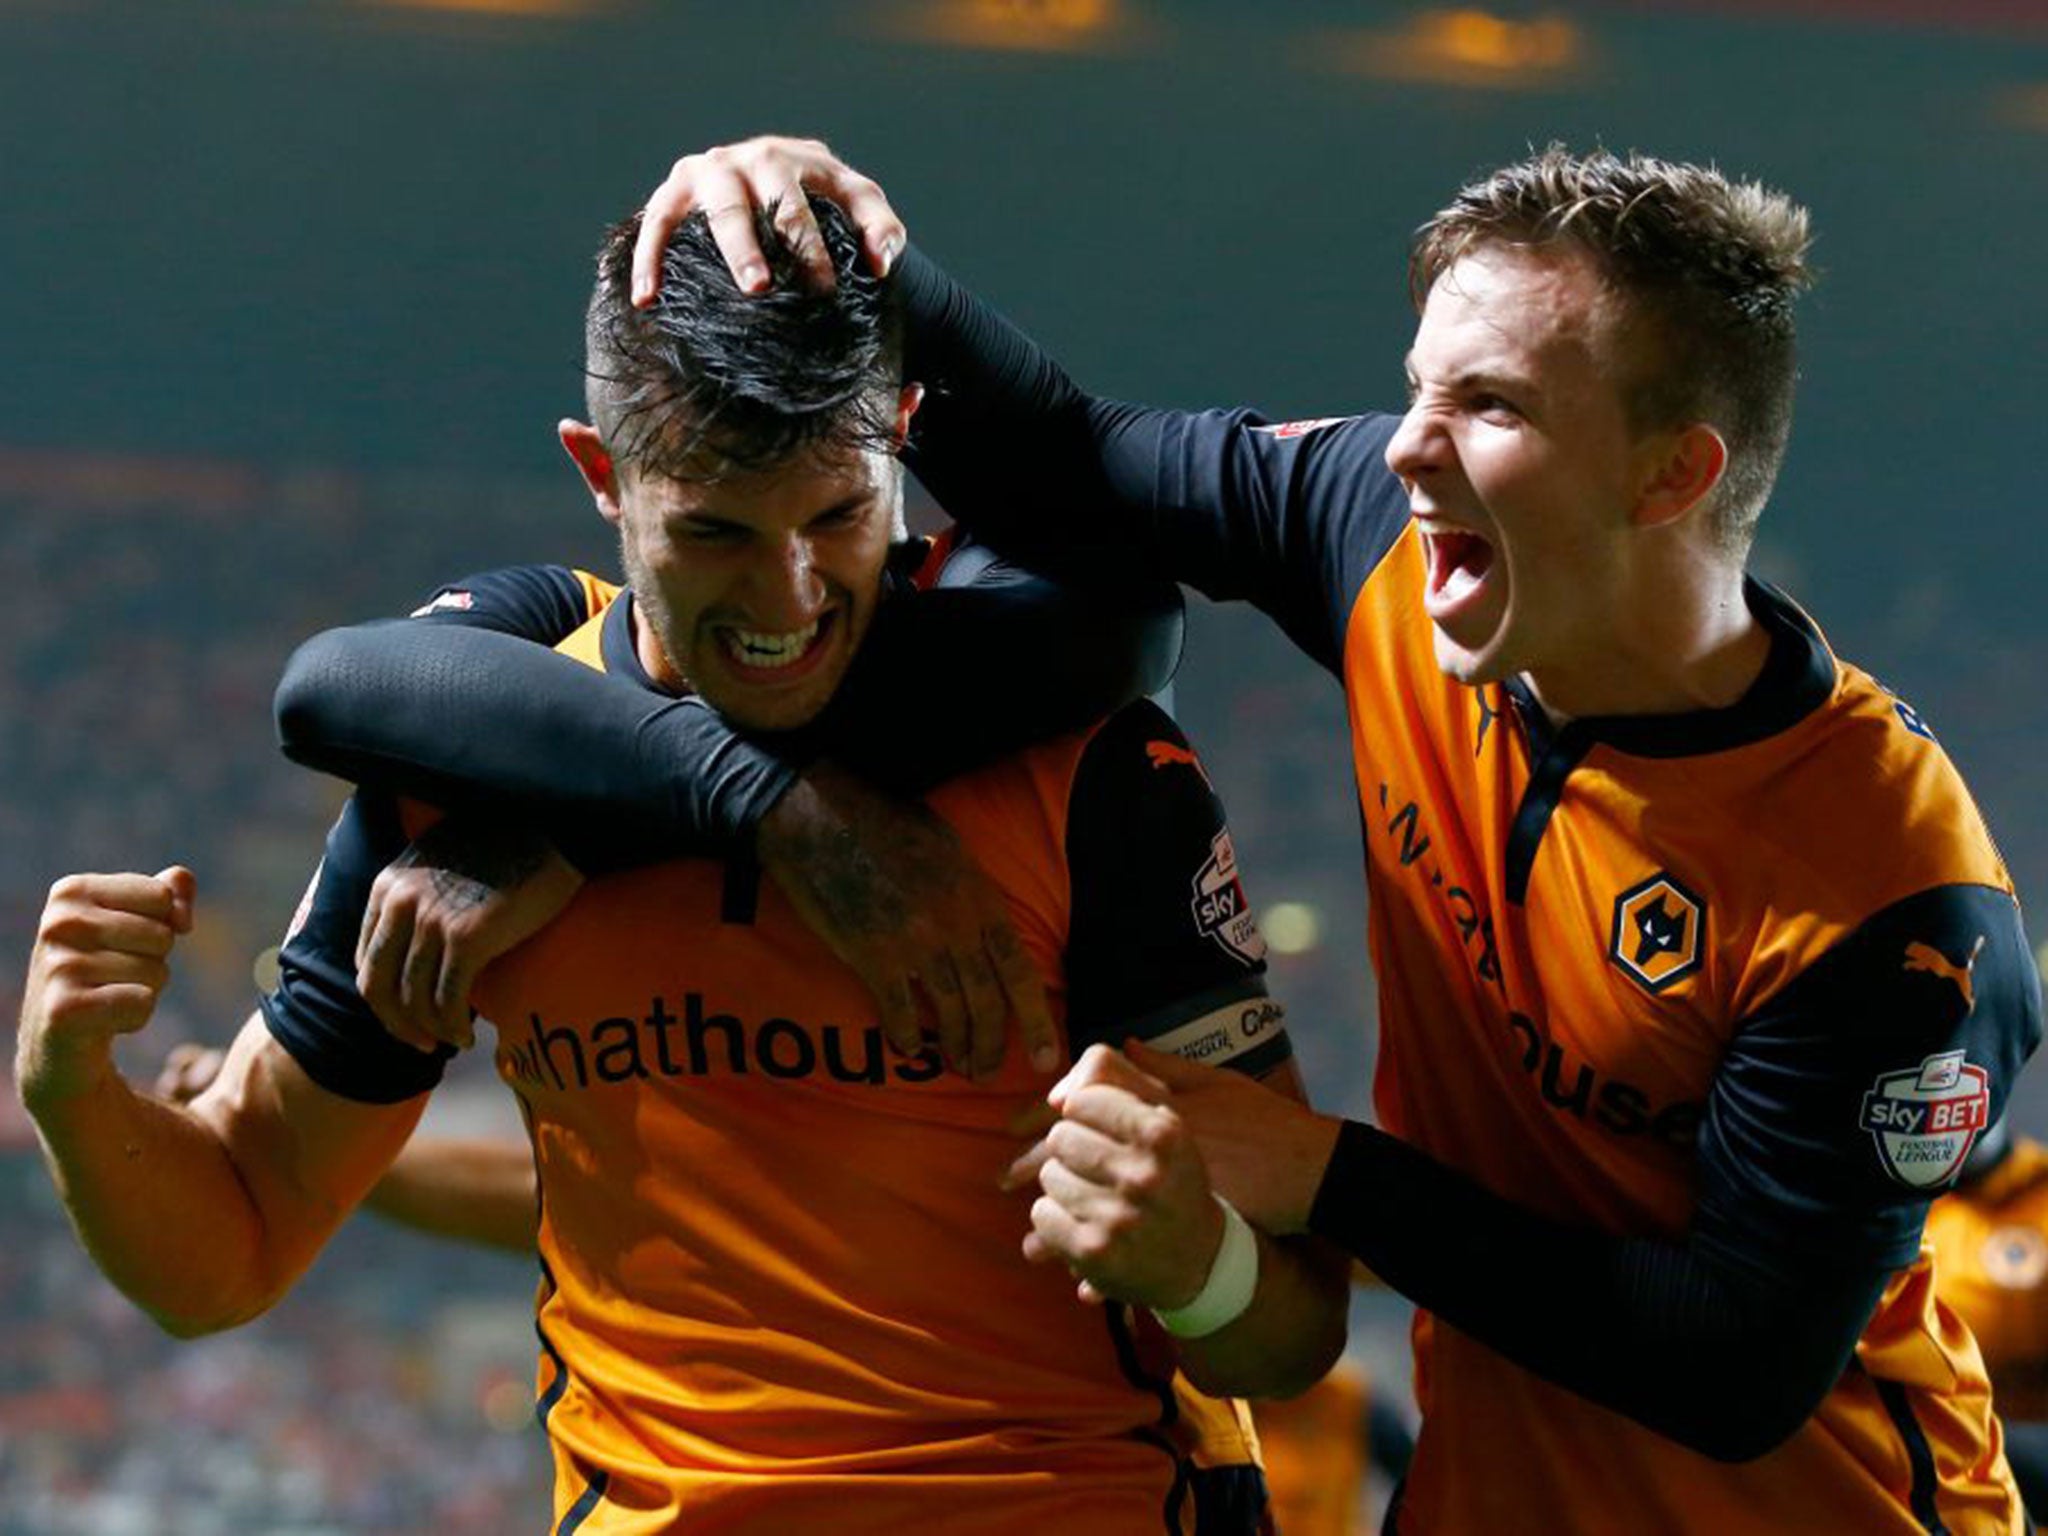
[15,198,1348,1533]
[1250,1346,1412,1536]
[1926,1118,2048,1515]
[577,138,2036,1533]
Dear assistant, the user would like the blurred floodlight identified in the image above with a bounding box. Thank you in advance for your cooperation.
[879,0,1147,54]
[369,0,600,14]
[1263,901,1324,957]
[1309,8,1591,90]
[482,1374,534,1433]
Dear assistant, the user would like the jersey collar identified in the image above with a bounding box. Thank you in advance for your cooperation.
[1505,576,1837,761]
[599,588,666,692]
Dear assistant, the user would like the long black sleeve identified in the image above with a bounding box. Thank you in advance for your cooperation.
[1307,882,2040,1463]
[897,246,1407,670]
[1307,1120,1888,1464]
[276,625,780,866]
[276,546,1182,863]
[2000,1420,2048,1519]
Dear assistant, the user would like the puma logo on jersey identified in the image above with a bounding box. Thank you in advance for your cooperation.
[1146,740,1213,790]
[1904,937,1984,1013]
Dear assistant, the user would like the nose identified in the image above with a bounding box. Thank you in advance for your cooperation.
[1383,400,1441,486]
[750,532,827,626]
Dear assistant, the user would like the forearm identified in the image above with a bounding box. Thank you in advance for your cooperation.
[279,564,1179,856]
[1174,1230,1350,1400]
[26,1061,276,1336]
[897,247,1164,563]
[1309,1121,1887,1460]
[277,622,796,863]
[363,1136,538,1253]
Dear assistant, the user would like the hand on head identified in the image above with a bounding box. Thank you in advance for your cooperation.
[632,136,906,304]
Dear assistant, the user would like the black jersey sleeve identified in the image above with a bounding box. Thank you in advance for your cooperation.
[1696,883,2041,1277]
[1999,1420,2048,1516]
[1061,700,1293,1081]
[1300,882,2042,1462]
[1367,1392,1415,1484]
[277,622,780,871]
[276,544,1181,865]
[258,792,454,1104]
[817,538,1184,788]
[897,245,1409,672]
[405,564,595,639]
[279,561,801,859]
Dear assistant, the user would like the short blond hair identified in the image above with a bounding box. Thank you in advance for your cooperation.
[1413,147,1813,551]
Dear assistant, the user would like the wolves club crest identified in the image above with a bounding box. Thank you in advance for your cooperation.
[1609,872,1703,994]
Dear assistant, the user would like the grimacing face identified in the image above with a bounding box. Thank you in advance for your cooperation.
[611,443,905,733]
[1384,244,1677,715]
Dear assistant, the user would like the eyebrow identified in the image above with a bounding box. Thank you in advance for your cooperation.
[803,493,873,525]
[669,493,873,532]
[1403,354,1543,402]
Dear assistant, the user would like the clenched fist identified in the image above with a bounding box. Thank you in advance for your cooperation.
[18,867,195,1114]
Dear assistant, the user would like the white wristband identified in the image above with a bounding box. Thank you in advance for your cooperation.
[1150,1195,1260,1340]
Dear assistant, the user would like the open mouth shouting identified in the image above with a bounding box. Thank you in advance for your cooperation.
[1420,524,1498,630]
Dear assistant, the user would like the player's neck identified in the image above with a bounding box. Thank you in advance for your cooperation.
[1523,567,1769,727]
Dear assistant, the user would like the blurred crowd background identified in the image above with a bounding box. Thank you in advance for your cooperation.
[4,0,2047,1529]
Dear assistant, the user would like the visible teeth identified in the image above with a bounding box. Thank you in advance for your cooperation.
[722,620,821,669]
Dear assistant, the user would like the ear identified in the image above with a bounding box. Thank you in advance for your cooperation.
[1631,423,1727,531]
[559,419,625,526]
[890,383,925,452]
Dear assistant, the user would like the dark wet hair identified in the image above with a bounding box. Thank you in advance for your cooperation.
[584,195,902,482]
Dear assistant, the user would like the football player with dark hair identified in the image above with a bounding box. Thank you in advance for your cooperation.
[17,195,1349,1533]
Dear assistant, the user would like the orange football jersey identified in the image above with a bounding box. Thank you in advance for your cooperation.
[910,399,2041,1534]
[266,566,1287,1534]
